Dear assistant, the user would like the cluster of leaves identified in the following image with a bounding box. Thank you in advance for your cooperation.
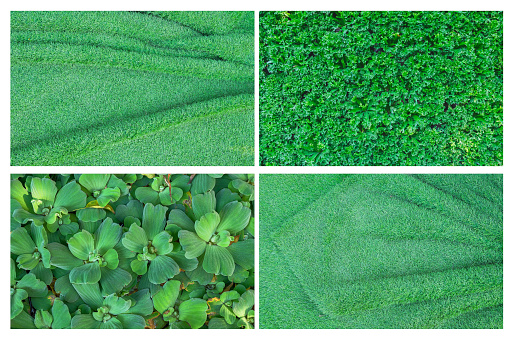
[11,11,254,166]
[11,174,255,329]
[260,11,503,166]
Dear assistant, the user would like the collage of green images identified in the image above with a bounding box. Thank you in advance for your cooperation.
[10,11,503,329]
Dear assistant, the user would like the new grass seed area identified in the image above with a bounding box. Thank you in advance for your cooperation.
[259,174,502,328]
[11,11,254,166]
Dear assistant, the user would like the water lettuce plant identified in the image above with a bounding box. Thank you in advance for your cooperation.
[11,11,254,166]
[11,174,255,329]
[260,174,502,328]
[260,11,503,166]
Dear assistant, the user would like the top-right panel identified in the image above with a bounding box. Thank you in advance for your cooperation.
[259,11,503,166]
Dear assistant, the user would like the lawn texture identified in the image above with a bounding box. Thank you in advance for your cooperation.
[259,174,503,328]
[11,11,254,166]
[259,12,503,166]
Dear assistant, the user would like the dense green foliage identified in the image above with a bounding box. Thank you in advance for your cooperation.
[260,12,503,165]
[260,174,502,328]
[11,11,254,166]
[11,174,254,329]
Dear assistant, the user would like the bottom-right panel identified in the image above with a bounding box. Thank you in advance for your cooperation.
[259,174,502,329]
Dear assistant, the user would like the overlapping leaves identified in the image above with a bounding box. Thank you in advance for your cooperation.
[10,174,255,329]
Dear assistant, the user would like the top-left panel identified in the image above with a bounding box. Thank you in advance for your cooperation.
[11,11,255,166]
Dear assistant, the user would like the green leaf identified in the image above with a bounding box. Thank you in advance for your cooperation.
[54,274,79,303]
[11,310,36,329]
[100,267,132,295]
[95,218,122,254]
[122,224,148,253]
[152,280,181,313]
[152,231,173,255]
[216,230,232,247]
[233,290,254,317]
[71,314,100,329]
[220,290,240,303]
[103,248,119,269]
[203,244,235,276]
[30,177,57,207]
[195,211,220,242]
[147,255,179,284]
[232,178,254,196]
[104,294,132,315]
[191,174,216,195]
[31,261,53,284]
[217,201,251,234]
[116,314,146,329]
[107,174,129,195]
[54,180,87,211]
[160,187,184,205]
[142,203,168,241]
[115,199,144,223]
[10,227,36,255]
[17,273,48,297]
[97,187,121,207]
[10,288,28,319]
[47,242,83,270]
[72,283,103,310]
[228,265,249,283]
[216,188,241,212]
[79,174,111,192]
[11,179,31,212]
[192,190,216,220]
[69,262,101,284]
[68,230,95,260]
[124,289,153,316]
[168,209,195,231]
[76,208,106,222]
[179,298,208,329]
[34,310,53,329]
[135,187,160,205]
[30,224,48,251]
[220,304,237,325]
[16,253,39,270]
[208,317,237,329]
[131,258,148,275]
[227,239,254,270]
[12,208,45,226]
[51,299,71,329]
[178,230,206,259]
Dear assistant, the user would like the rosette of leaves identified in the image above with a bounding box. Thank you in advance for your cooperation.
[11,224,53,284]
[152,280,208,329]
[135,174,191,206]
[209,290,254,329]
[122,203,180,284]
[11,177,87,232]
[47,217,132,297]
[71,291,153,329]
[177,190,251,277]
[78,174,126,207]
[10,259,48,320]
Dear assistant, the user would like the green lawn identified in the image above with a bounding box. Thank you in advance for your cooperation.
[11,11,254,166]
[260,174,503,328]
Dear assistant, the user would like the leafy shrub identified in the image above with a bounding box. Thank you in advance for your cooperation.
[11,174,255,329]
[259,11,503,166]
[260,174,502,328]
[11,11,254,166]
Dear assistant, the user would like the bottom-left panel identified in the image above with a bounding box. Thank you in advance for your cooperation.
[10,174,255,329]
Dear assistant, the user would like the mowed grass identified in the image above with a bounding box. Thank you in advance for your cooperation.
[11,11,254,166]
[260,174,502,329]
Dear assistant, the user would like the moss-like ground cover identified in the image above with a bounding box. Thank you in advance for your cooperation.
[260,174,502,328]
[11,11,254,166]
[259,12,503,166]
